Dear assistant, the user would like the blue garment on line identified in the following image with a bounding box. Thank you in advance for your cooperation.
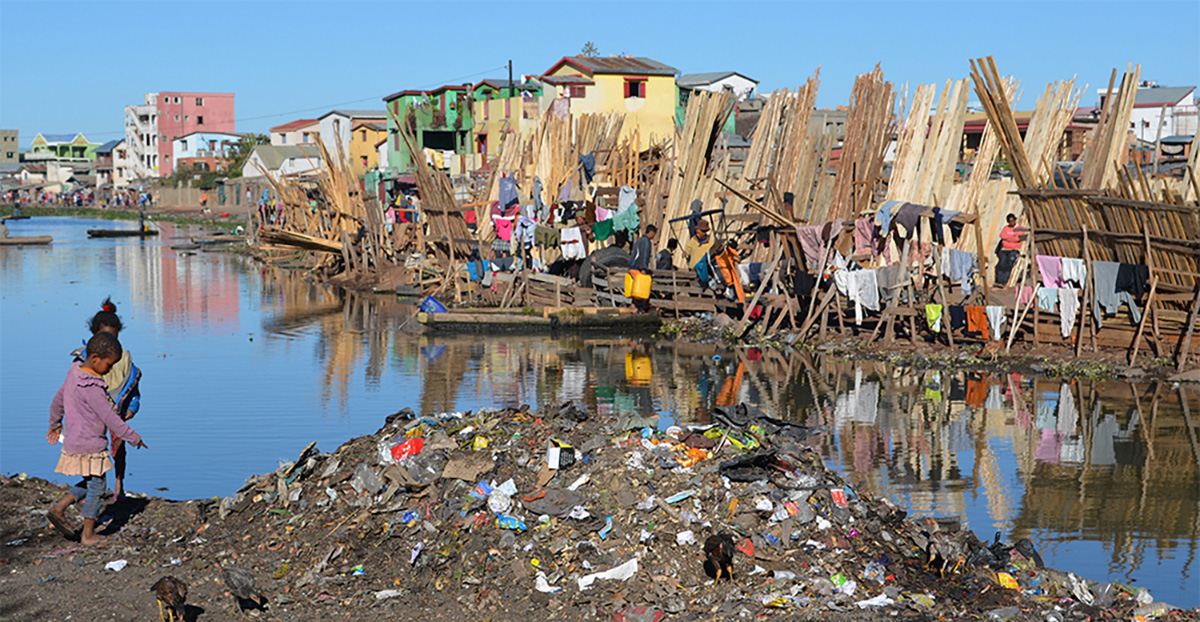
[947,249,978,295]
[1037,287,1059,311]
[876,200,900,233]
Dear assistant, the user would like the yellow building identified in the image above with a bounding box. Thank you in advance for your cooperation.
[350,121,387,178]
[470,79,544,167]
[540,55,678,150]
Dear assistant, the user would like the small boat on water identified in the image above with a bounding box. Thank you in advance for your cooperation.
[0,235,52,245]
[87,228,159,238]
[2,215,31,222]
[191,235,244,245]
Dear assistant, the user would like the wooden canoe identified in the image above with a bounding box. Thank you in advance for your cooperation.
[0,235,52,245]
[87,229,159,238]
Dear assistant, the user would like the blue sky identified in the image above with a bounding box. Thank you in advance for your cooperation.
[1,0,1196,147]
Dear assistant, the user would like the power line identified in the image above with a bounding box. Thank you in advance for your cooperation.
[29,64,511,142]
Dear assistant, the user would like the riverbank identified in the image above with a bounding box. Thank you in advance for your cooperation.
[3,403,1194,622]
[1,204,242,229]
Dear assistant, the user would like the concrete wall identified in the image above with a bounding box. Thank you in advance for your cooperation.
[271,123,318,146]
[156,92,236,177]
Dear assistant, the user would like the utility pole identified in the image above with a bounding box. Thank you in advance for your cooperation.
[508,60,514,99]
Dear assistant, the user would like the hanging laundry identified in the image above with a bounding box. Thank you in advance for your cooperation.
[1036,255,1064,288]
[594,205,611,222]
[1056,382,1078,435]
[892,202,924,239]
[949,305,967,331]
[1059,288,1079,338]
[1018,286,1035,306]
[560,226,586,260]
[946,249,978,295]
[499,176,519,210]
[533,224,557,248]
[931,207,963,244]
[854,218,879,256]
[1116,263,1150,297]
[494,216,514,242]
[1037,287,1059,312]
[533,176,548,222]
[926,304,943,333]
[1092,261,1144,327]
[579,153,596,183]
[875,200,900,233]
[592,218,614,242]
[558,175,573,203]
[795,221,842,269]
[849,269,880,325]
[612,200,639,233]
[515,216,536,246]
[966,305,988,335]
[985,305,1006,341]
[876,265,904,305]
[1060,257,1087,286]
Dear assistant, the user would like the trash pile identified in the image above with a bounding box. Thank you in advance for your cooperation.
[209,401,1193,621]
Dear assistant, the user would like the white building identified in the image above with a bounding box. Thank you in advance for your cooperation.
[677,72,759,101]
[317,110,387,165]
[241,145,322,179]
[269,118,319,147]
[1100,83,1197,143]
[125,93,159,180]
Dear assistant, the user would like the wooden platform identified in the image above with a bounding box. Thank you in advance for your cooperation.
[418,309,661,334]
[0,235,51,245]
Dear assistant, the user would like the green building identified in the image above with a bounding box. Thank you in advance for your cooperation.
[382,85,475,175]
[28,133,101,162]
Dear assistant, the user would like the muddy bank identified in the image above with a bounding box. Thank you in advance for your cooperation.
[3,403,1195,622]
[659,316,1196,384]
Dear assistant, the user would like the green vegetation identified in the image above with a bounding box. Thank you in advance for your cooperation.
[0,204,237,228]
[161,133,269,189]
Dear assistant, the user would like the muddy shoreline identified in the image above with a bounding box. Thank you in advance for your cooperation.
[3,403,1196,622]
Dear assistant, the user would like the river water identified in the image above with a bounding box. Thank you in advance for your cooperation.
[1,216,1197,607]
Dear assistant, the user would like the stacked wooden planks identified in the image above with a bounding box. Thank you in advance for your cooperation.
[824,65,895,224]
[1079,65,1141,190]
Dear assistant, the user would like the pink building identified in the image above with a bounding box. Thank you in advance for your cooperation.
[154,92,235,176]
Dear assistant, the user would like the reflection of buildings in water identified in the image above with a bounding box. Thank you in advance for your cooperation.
[114,238,163,323]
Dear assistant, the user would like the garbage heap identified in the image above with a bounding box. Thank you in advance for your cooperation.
[219,403,1189,621]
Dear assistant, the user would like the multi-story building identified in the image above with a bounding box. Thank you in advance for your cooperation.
[317,110,387,168]
[349,121,386,178]
[124,91,235,179]
[0,130,17,164]
[94,139,129,188]
[269,118,318,146]
[471,79,543,166]
[173,131,242,173]
[540,55,678,149]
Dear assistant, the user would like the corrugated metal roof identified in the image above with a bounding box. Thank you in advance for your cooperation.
[249,145,322,170]
[382,89,429,102]
[270,118,318,133]
[95,139,124,154]
[1133,85,1195,107]
[677,72,758,88]
[541,75,595,86]
[547,55,677,77]
[319,109,388,120]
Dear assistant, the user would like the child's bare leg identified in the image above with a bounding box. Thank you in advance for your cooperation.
[78,475,106,544]
[110,437,126,498]
[47,492,77,536]
[80,518,103,545]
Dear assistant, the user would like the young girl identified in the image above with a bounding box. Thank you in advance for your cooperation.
[73,298,142,500]
[48,332,147,544]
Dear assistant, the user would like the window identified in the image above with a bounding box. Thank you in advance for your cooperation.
[568,85,587,99]
[5,152,12,159]
[196,97,204,106]
[173,97,180,104]
[163,96,168,103]
[175,115,180,121]
[281,134,287,144]
[624,79,646,99]
[301,132,309,143]
[197,116,204,125]
[184,116,189,122]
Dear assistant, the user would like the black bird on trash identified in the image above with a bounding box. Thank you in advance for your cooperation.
[221,566,265,613]
[151,576,187,622]
[703,533,736,582]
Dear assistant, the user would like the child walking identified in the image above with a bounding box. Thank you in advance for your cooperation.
[73,298,142,500]
[48,332,147,544]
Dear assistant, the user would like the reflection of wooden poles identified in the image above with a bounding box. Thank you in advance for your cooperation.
[1178,286,1200,369]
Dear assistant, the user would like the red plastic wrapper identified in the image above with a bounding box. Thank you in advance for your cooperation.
[391,437,425,461]
[831,488,848,508]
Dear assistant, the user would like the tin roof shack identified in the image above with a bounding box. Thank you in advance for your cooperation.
[471,78,543,166]
[676,72,758,131]
[541,55,678,149]
[241,145,322,179]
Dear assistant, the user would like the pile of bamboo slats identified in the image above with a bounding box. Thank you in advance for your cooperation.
[823,65,895,223]
[656,89,735,228]
[886,79,969,208]
[1079,65,1142,190]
